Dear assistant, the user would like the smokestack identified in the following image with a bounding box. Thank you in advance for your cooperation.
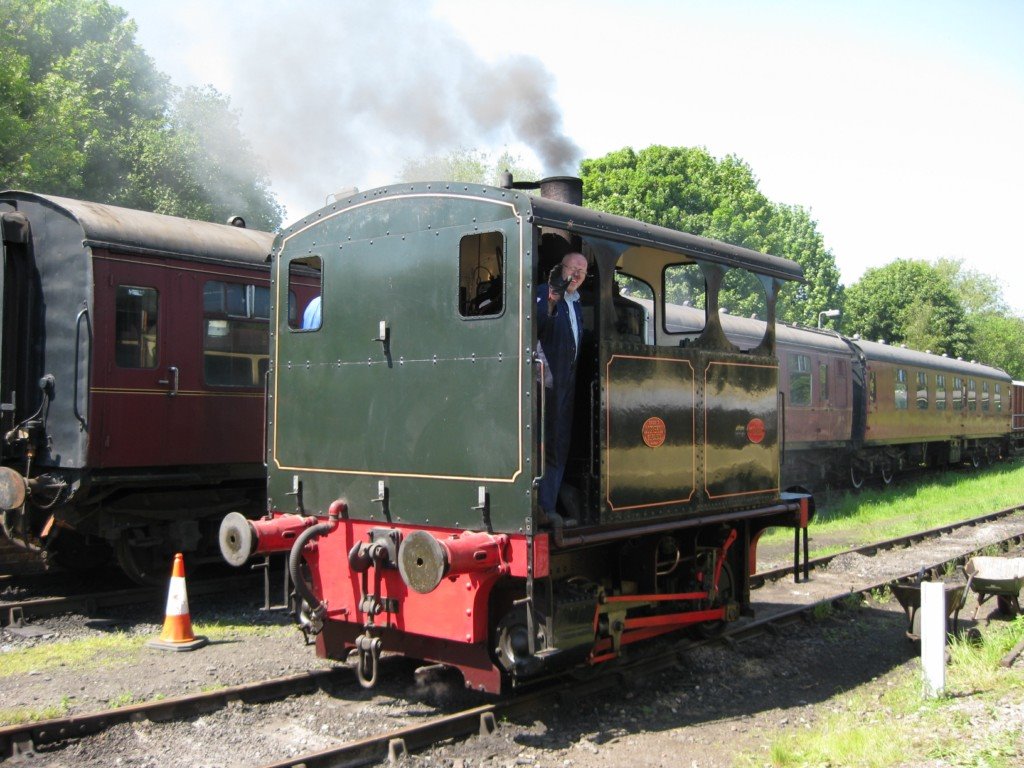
[538,176,582,206]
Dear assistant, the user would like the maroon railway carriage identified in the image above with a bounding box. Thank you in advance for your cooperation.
[0,191,277,582]
[1012,381,1024,451]
[664,303,1015,489]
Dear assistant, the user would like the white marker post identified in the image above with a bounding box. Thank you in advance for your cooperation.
[920,581,946,698]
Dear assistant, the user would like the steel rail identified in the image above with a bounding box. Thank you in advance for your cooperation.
[0,669,349,760]
[0,573,261,628]
[753,504,1024,586]
[2,515,1022,763]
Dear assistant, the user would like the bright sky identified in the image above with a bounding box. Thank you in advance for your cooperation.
[118,0,1024,314]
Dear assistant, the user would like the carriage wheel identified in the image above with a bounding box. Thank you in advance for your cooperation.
[970,452,982,469]
[115,531,168,586]
[49,530,113,573]
[880,464,895,485]
[850,464,865,489]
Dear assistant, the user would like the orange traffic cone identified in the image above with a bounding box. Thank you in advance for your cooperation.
[147,553,208,651]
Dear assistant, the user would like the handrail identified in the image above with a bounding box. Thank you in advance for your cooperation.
[73,306,91,429]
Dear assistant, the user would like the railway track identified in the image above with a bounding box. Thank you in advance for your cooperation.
[2,507,1022,764]
[0,572,265,630]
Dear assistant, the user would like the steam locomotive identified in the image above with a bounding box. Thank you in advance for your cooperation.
[0,191,279,582]
[219,177,812,693]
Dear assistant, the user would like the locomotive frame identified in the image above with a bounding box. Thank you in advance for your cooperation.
[224,177,811,693]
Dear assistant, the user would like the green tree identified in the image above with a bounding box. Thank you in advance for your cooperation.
[934,258,1022,375]
[400,148,538,186]
[121,87,282,231]
[844,260,971,358]
[579,146,842,326]
[1,0,281,229]
[969,312,1024,379]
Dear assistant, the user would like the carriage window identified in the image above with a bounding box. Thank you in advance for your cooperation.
[459,232,503,317]
[115,286,158,368]
[663,263,706,337]
[203,280,270,387]
[995,383,1002,412]
[869,370,877,405]
[614,272,654,344]
[982,382,990,412]
[819,363,829,402]
[894,368,908,410]
[936,375,947,410]
[289,256,323,330]
[916,371,928,410]
[953,377,964,411]
[967,379,977,411]
[789,354,811,406]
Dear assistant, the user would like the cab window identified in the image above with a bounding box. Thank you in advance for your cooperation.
[614,272,654,344]
[288,256,323,330]
[459,232,503,317]
[663,263,706,338]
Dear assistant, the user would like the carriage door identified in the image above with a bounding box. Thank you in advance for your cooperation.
[92,257,193,468]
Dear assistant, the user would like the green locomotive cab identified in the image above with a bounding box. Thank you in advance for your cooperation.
[229,177,810,692]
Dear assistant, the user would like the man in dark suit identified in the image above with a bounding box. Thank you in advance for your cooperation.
[536,252,588,518]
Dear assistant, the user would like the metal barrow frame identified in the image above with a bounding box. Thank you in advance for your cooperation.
[891,580,968,642]
[964,556,1024,618]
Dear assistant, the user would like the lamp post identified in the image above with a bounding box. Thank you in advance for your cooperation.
[818,308,840,329]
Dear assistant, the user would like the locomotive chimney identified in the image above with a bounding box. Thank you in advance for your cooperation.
[500,173,584,255]
[538,175,583,206]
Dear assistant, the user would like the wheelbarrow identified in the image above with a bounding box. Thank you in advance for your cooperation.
[964,556,1024,618]
[892,578,968,641]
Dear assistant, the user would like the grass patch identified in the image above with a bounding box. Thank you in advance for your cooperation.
[0,621,289,678]
[764,460,1024,557]
[740,617,1024,767]
[0,696,72,726]
[0,633,148,677]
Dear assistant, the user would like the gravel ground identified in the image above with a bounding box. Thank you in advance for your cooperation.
[2,518,1023,768]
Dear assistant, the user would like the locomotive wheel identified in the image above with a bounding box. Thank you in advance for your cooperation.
[850,464,865,489]
[115,532,168,585]
[697,561,736,638]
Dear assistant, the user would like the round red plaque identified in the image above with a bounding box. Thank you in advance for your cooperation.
[642,417,667,448]
[746,418,766,444]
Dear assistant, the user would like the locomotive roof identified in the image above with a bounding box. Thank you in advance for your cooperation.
[283,182,803,283]
[1,190,274,265]
[527,194,804,282]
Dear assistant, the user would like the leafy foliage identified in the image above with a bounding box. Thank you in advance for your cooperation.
[844,260,971,357]
[843,258,1024,376]
[0,0,282,229]
[579,145,844,326]
[400,148,538,186]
